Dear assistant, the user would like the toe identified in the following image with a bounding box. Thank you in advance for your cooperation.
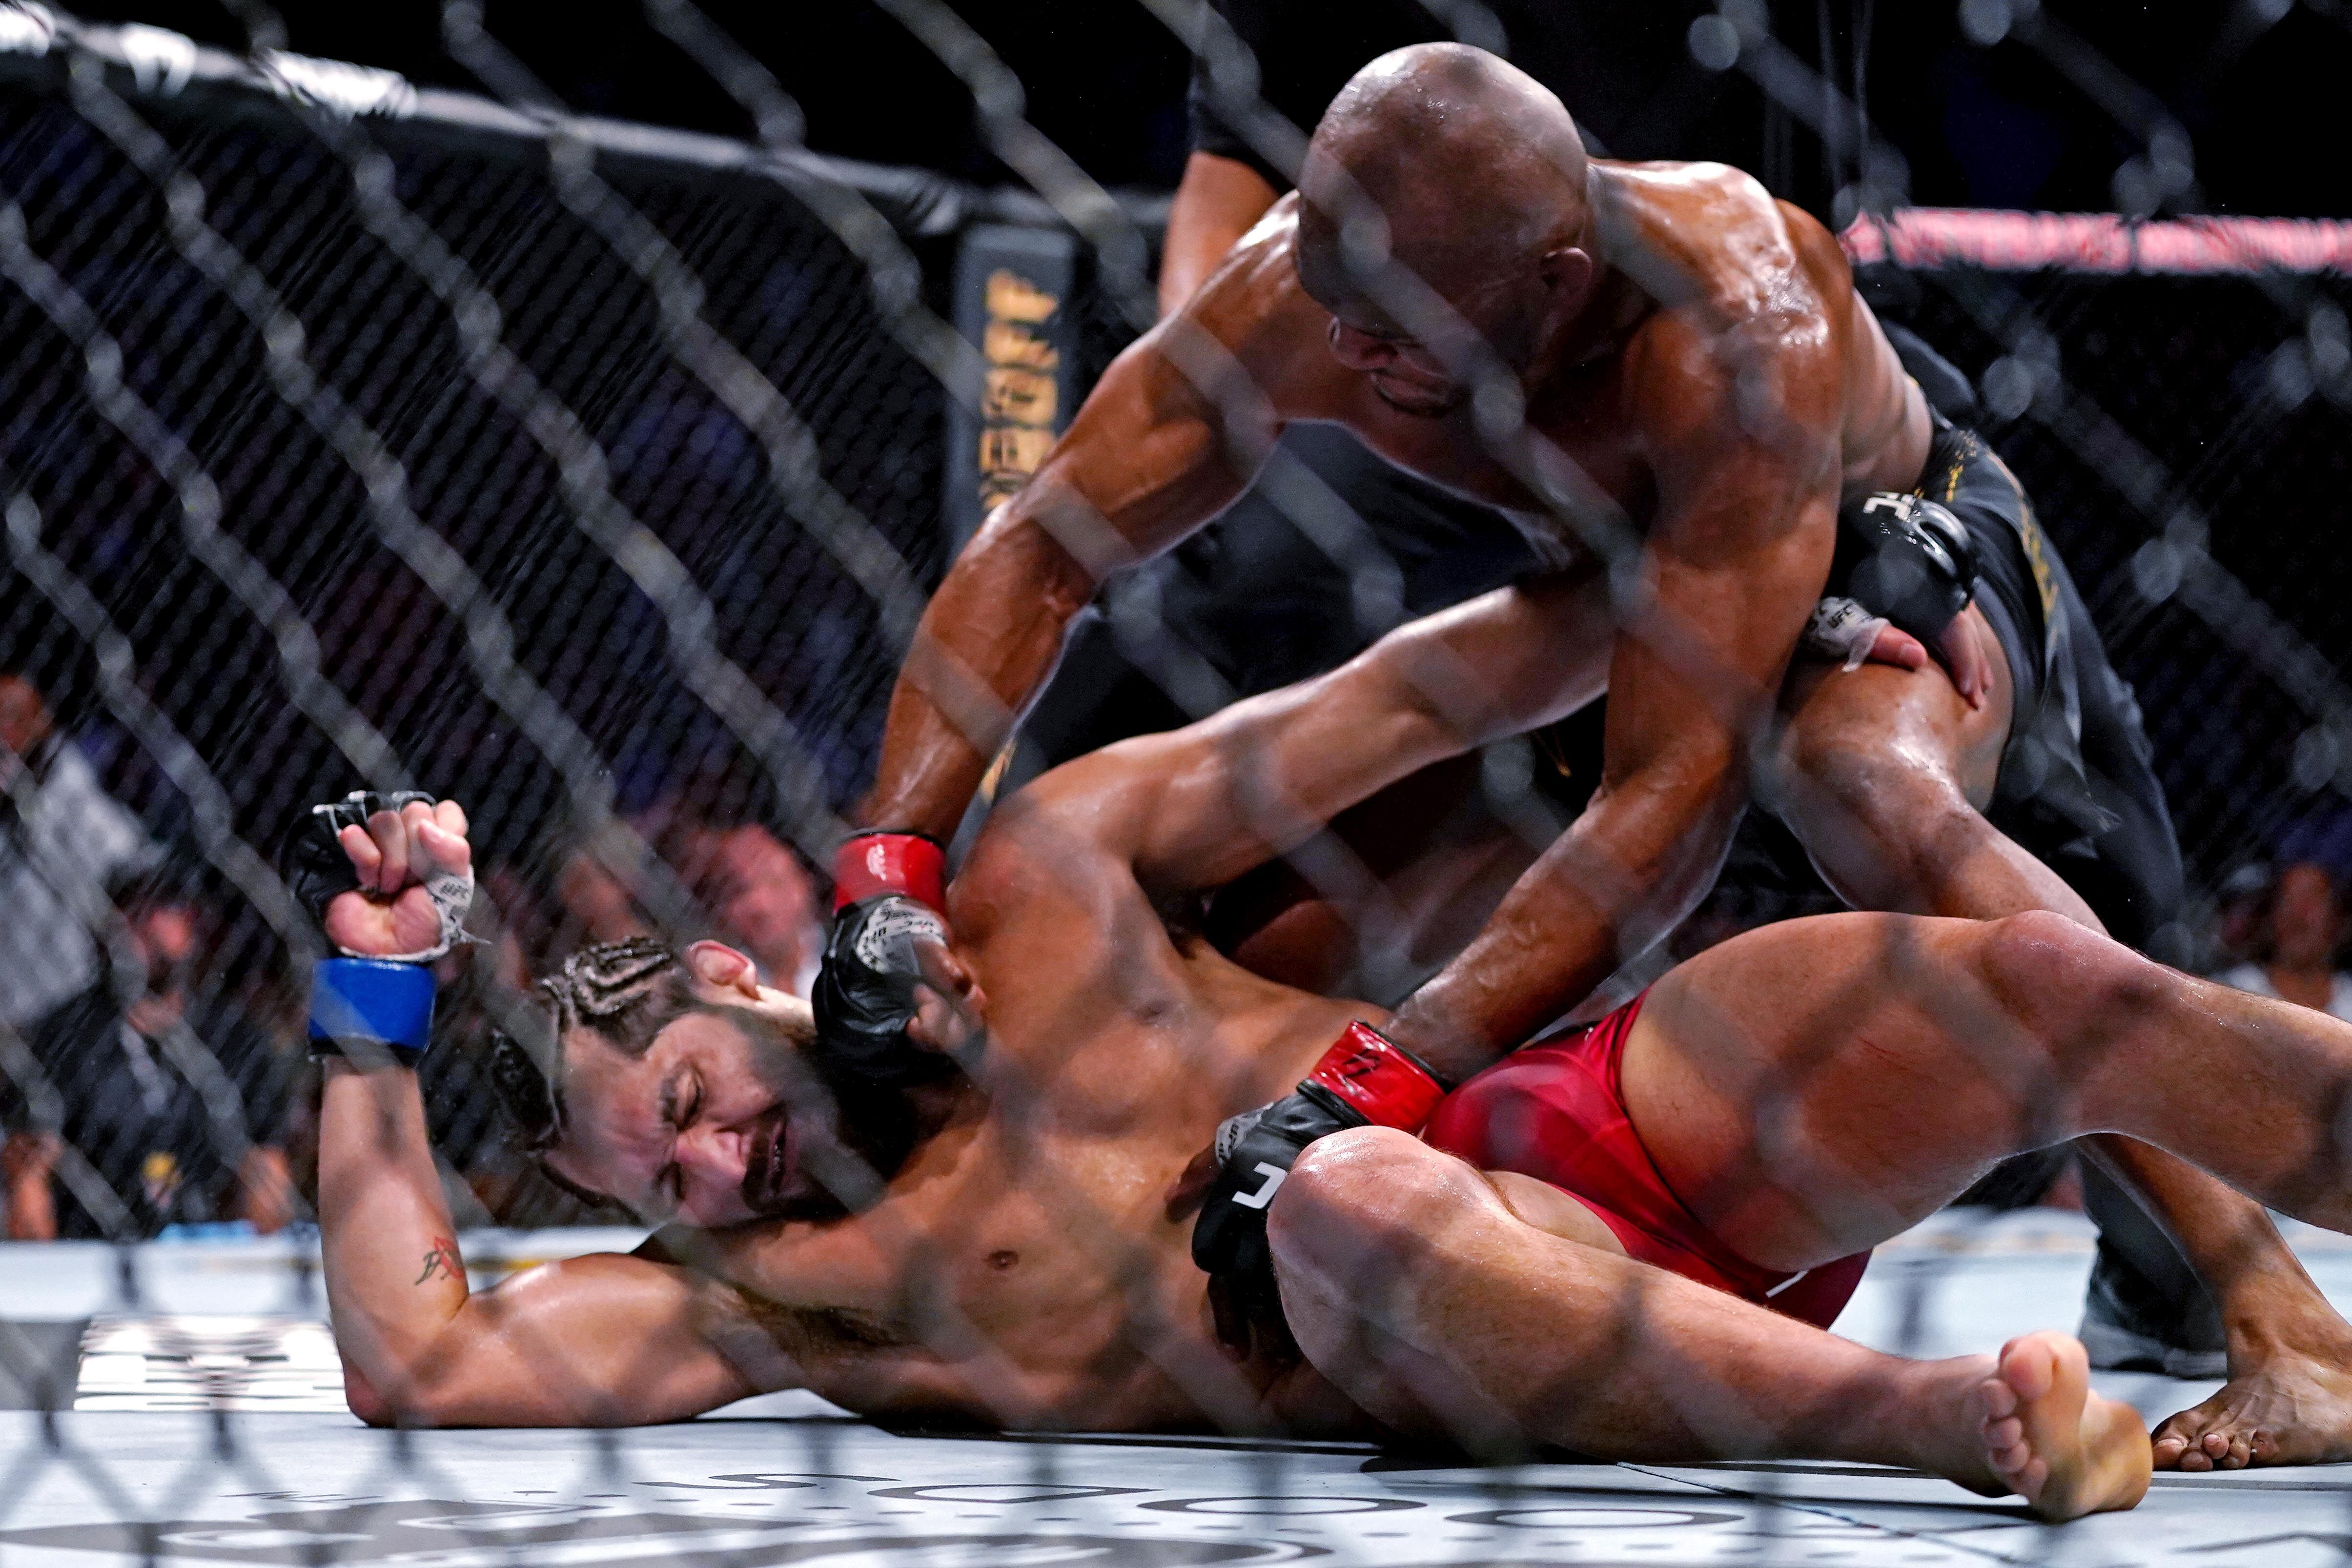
[1999,1335,2058,1402]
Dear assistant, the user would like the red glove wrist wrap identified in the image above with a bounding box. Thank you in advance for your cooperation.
[1305,1022,1447,1134]
[833,832,947,914]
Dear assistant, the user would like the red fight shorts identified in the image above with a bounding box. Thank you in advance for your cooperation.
[1420,990,1869,1331]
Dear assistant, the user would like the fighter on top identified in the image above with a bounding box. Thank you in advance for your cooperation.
[830,42,2346,1457]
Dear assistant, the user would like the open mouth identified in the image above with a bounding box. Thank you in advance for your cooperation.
[741,1113,799,1214]
[1372,370,1465,415]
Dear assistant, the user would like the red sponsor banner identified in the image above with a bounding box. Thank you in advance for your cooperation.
[1841,209,2352,275]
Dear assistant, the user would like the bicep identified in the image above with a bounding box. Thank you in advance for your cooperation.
[364,1253,774,1428]
[1606,351,1841,791]
[1009,254,1295,580]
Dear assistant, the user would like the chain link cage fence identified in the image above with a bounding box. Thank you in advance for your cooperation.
[0,0,2348,1557]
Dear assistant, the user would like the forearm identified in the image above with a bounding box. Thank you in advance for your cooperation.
[857,510,1099,838]
[316,1060,470,1397]
[1122,573,1614,892]
[1386,770,1745,1080]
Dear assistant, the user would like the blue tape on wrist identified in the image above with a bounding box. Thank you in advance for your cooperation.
[310,957,436,1056]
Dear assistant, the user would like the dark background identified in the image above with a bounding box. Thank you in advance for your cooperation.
[5,0,2349,927]
[62,0,2352,221]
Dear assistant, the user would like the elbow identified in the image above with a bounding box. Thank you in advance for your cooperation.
[339,1356,465,1430]
[340,1361,401,1429]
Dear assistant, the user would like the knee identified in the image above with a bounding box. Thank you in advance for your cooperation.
[1976,909,2176,1038]
[1268,1127,1484,1287]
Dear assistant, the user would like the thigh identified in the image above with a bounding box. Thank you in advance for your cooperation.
[1618,912,2070,1268]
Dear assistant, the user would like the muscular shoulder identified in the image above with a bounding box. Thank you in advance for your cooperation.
[1162,193,1340,408]
[1606,164,1849,448]
[949,777,1148,943]
[1604,163,1844,336]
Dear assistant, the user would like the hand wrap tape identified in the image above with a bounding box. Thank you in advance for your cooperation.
[309,957,436,1063]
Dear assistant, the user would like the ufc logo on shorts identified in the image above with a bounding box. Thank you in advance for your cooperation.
[1232,1162,1287,1210]
[866,842,889,879]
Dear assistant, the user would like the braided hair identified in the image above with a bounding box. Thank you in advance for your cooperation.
[491,936,689,1153]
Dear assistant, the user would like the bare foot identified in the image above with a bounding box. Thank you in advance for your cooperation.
[1971,1331,2151,1521]
[2154,1350,2352,1471]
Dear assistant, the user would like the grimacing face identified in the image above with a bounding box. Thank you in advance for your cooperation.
[539,941,981,1228]
[541,948,833,1228]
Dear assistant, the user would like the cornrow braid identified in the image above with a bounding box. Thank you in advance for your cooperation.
[535,935,681,1037]
[493,937,688,1154]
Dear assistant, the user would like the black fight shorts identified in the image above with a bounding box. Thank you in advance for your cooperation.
[1919,411,2188,960]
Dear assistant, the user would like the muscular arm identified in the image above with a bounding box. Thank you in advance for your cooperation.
[1015,569,1612,894]
[1385,316,1844,1080]
[311,802,785,1427]
[859,224,1308,842]
[319,1059,771,1426]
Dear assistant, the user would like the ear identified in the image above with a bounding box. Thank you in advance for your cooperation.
[1538,245,1595,312]
[683,939,763,1000]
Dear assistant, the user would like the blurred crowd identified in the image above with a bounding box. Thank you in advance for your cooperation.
[2,652,2347,1242]
[0,664,827,1241]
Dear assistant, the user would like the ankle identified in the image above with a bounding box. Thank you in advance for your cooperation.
[1841,1354,1994,1474]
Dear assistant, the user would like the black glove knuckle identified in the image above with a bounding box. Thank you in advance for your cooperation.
[1187,1084,1363,1282]
[810,896,956,1088]
[1832,492,1977,646]
[277,790,436,928]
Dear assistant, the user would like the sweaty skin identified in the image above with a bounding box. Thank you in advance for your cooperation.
[321,585,1617,1436]
[859,46,2352,1464]
[316,600,2352,1517]
[865,47,1928,1068]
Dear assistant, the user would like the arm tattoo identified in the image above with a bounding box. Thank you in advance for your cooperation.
[415,1235,461,1286]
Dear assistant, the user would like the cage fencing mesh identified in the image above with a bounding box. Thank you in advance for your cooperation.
[0,0,2344,1549]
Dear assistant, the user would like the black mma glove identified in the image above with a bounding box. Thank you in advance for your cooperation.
[1190,1023,1448,1354]
[810,893,961,1087]
[282,790,472,1068]
[1831,491,1978,647]
[279,789,470,961]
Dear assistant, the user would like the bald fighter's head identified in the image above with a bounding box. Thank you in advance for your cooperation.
[1295,44,1598,413]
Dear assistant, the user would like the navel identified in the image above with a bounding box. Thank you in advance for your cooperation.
[986,1249,1020,1271]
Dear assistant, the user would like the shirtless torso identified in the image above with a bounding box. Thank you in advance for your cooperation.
[691,841,1367,1432]
[314,583,1617,1434]
[864,141,1938,1065]
[1195,170,1926,544]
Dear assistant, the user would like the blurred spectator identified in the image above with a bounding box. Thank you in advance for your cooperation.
[0,668,156,1030]
[2218,861,2352,1021]
[2206,861,2278,972]
[0,862,295,1241]
[552,788,822,996]
[645,801,822,995]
